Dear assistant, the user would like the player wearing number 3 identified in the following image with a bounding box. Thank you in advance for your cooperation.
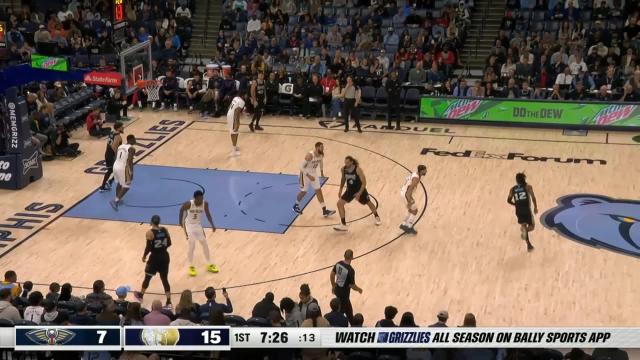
[179,190,219,276]
[507,173,538,252]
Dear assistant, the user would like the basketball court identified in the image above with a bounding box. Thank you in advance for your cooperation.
[0,111,638,327]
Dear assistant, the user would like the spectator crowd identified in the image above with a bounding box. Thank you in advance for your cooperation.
[0,268,631,360]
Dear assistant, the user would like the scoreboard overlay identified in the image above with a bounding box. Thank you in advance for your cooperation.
[2,327,639,350]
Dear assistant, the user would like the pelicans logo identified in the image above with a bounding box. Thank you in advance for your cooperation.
[25,328,76,345]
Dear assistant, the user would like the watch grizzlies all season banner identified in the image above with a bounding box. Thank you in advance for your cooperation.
[420,97,640,128]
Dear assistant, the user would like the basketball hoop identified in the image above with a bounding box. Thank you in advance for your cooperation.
[137,80,161,103]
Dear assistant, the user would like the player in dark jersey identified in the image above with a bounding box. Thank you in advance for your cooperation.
[334,156,381,231]
[98,122,123,192]
[507,173,538,252]
[134,215,172,306]
[248,71,266,132]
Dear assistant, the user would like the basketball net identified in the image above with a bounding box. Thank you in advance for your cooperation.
[144,80,161,103]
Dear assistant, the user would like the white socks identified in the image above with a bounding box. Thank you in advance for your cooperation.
[404,214,417,227]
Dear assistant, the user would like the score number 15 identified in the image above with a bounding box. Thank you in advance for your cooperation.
[201,330,222,344]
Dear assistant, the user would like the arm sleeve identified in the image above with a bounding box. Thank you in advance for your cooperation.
[225,298,233,313]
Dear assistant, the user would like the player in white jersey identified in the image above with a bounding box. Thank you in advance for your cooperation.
[227,91,246,157]
[292,142,336,217]
[179,190,218,277]
[110,134,136,211]
[399,165,427,234]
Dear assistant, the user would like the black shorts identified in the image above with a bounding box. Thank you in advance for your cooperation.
[516,208,533,226]
[105,152,115,169]
[145,254,170,276]
[341,188,370,205]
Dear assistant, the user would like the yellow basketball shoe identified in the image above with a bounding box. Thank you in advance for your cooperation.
[207,264,220,273]
[188,266,197,277]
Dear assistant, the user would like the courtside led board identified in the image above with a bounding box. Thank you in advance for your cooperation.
[420,97,640,129]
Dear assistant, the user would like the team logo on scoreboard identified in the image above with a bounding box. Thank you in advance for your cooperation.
[25,328,76,345]
[542,194,640,257]
[377,332,389,343]
[140,328,180,346]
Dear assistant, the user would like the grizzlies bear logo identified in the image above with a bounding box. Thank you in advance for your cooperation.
[542,194,640,257]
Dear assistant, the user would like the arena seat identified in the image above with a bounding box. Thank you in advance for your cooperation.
[14,320,37,326]
[359,86,377,118]
[0,319,14,327]
[278,93,294,115]
[224,314,247,327]
[245,316,270,327]
[403,88,420,121]
[347,351,376,360]
[374,87,389,120]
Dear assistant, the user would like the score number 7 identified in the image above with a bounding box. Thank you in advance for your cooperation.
[202,330,222,344]
[97,330,107,344]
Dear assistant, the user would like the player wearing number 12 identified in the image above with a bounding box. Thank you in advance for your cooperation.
[179,190,219,276]
[507,173,538,252]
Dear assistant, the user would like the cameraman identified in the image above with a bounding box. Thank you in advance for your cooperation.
[55,124,81,157]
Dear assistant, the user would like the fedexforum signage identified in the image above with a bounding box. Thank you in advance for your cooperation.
[420,148,607,165]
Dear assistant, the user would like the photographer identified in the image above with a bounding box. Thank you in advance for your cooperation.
[106,89,128,122]
[55,124,80,157]
[86,107,111,138]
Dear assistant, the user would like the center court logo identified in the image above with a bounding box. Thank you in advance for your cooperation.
[542,194,640,257]
[420,148,607,165]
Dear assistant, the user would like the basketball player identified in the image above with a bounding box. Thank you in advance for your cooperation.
[248,72,266,132]
[333,156,381,231]
[507,173,538,252]
[227,90,245,156]
[292,142,336,217]
[134,215,172,306]
[109,134,136,211]
[399,165,427,234]
[99,122,123,192]
[179,190,219,276]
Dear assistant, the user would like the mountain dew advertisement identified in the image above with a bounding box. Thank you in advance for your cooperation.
[420,97,640,128]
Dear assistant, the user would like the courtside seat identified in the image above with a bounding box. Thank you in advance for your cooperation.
[403,88,420,121]
[0,319,13,327]
[224,315,246,327]
[359,85,376,119]
[61,115,74,126]
[347,351,375,360]
[278,93,294,115]
[87,303,103,315]
[374,87,388,120]
[245,316,270,327]
[14,319,37,326]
